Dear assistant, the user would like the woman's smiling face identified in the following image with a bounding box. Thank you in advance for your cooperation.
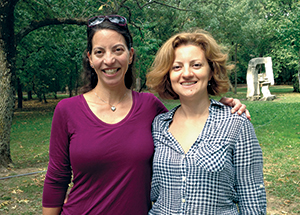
[88,29,134,88]
[170,44,212,100]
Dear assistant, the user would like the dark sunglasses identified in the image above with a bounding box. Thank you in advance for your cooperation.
[87,15,127,28]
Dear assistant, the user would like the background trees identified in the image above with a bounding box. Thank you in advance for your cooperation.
[0,0,299,169]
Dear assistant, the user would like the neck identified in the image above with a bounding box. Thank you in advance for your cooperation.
[178,96,211,119]
[93,85,129,105]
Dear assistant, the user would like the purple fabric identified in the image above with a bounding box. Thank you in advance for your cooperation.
[42,91,167,215]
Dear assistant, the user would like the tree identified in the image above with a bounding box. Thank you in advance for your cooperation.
[0,0,87,170]
[257,0,299,88]
[0,0,18,171]
[16,25,86,104]
[280,1,300,91]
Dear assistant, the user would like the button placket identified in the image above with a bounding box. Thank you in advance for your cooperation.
[180,154,188,214]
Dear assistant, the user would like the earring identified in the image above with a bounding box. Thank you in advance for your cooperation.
[91,64,94,68]
[208,81,211,86]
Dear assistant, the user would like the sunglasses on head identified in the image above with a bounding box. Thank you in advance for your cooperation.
[87,15,127,28]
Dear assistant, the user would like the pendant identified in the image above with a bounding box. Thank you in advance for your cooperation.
[111,106,116,112]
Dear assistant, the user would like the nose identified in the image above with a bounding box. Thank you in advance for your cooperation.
[182,65,193,78]
[103,52,115,65]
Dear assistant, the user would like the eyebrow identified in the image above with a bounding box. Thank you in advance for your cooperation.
[173,59,203,63]
[93,44,126,51]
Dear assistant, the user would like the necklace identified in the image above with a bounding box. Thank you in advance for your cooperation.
[94,91,127,112]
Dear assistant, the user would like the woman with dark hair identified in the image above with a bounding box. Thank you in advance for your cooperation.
[42,16,249,214]
[147,30,266,214]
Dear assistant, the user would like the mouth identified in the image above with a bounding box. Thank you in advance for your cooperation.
[103,68,119,75]
[181,81,197,86]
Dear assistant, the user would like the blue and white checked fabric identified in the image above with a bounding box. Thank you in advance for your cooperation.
[149,99,266,215]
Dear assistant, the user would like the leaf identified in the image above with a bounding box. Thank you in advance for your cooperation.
[98,5,105,11]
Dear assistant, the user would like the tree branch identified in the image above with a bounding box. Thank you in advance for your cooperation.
[15,18,87,45]
[120,4,143,39]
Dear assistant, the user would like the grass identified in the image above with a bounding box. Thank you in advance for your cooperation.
[0,85,300,214]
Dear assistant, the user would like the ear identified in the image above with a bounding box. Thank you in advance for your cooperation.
[87,52,93,68]
[129,48,134,64]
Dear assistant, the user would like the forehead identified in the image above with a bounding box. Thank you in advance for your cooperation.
[174,44,205,60]
[92,29,126,46]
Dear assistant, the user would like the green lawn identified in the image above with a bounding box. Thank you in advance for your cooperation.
[1,85,299,214]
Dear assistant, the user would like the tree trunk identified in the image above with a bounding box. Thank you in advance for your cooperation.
[17,77,22,109]
[43,93,48,103]
[69,72,73,97]
[27,90,32,100]
[0,0,18,170]
[75,62,79,95]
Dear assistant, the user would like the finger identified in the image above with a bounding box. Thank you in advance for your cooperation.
[220,97,233,105]
[245,109,251,121]
[237,104,247,115]
[231,99,242,113]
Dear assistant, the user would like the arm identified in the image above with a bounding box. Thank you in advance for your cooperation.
[234,120,267,214]
[42,101,72,209]
[219,97,251,120]
[42,207,62,215]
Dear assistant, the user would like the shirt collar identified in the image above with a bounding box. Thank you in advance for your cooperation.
[163,99,225,122]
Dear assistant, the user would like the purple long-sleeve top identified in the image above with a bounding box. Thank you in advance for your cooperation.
[42,91,167,214]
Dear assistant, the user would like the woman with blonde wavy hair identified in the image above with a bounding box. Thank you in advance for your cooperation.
[146,30,266,214]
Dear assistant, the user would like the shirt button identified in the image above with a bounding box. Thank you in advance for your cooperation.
[182,199,186,203]
[260,184,264,188]
[182,176,186,181]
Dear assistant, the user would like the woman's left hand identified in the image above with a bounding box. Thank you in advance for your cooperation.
[219,97,251,121]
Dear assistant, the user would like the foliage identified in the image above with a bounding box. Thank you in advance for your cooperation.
[12,0,300,99]
[14,0,89,100]
[262,0,300,86]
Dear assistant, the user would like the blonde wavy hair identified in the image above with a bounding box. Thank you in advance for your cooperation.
[146,29,233,100]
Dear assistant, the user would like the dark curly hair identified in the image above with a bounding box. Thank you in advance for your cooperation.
[80,17,135,93]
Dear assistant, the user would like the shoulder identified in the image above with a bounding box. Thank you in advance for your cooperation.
[209,100,257,149]
[133,91,159,102]
[133,91,167,113]
[152,105,179,130]
[55,95,83,113]
[210,99,248,122]
[209,99,251,136]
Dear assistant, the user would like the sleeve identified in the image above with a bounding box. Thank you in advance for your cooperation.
[152,95,168,115]
[234,119,267,214]
[42,101,72,207]
[150,115,164,202]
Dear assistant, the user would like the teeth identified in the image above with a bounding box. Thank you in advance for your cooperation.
[181,82,196,86]
[104,69,118,75]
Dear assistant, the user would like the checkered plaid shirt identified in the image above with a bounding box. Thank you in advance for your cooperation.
[149,99,266,215]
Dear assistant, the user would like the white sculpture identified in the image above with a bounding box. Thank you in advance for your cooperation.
[246,57,276,101]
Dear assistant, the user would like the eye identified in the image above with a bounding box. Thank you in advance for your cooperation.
[94,49,104,56]
[172,65,182,71]
[114,46,125,55]
[193,63,202,68]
